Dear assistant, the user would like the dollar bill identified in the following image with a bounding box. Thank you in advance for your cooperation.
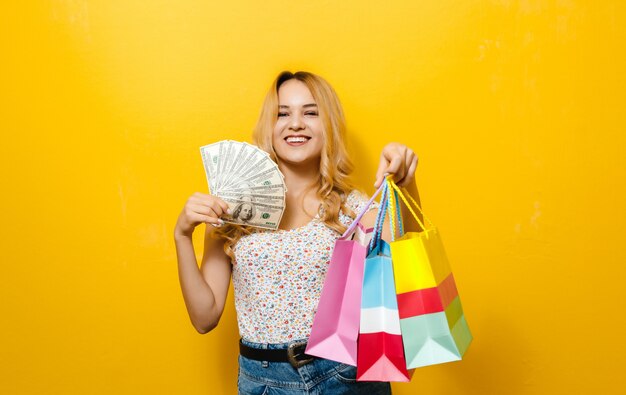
[215,140,227,192]
[219,143,264,191]
[227,141,249,180]
[199,147,214,193]
[233,152,278,185]
[223,183,286,196]
[243,165,285,186]
[219,192,285,206]
[220,198,285,230]
[199,142,224,194]
[222,156,285,193]
[200,140,287,230]
[216,140,234,192]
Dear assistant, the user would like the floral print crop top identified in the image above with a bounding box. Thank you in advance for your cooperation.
[231,190,378,343]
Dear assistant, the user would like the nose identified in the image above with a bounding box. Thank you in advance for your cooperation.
[289,113,305,130]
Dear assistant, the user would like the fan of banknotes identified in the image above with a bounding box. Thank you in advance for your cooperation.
[200,140,287,230]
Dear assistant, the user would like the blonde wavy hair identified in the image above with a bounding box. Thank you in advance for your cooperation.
[213,71,357,259]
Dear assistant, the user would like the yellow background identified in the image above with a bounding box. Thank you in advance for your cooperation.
[2,1,625,394]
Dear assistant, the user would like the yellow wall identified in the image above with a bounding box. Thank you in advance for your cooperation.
[2,1,625,394]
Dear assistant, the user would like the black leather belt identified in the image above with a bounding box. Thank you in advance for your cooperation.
[239,339,315,369]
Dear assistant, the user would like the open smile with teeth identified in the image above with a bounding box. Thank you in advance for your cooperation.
[285,136,311,144]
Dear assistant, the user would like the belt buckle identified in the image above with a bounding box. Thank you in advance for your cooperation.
[287,341,314,369]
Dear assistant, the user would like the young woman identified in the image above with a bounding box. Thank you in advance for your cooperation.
[174,71,421,394]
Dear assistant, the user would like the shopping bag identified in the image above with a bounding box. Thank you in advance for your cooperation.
[357,183,412,382]
[305,182,385,365]
[387,179,472,369]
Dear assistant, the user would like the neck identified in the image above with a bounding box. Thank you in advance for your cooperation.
[278,160,320,196]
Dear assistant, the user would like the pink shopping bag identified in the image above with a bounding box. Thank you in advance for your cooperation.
[305,182,384,365]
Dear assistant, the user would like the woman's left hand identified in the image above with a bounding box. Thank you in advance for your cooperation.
[374,142,418,188]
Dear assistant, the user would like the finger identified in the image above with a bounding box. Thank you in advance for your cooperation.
[197,199,227,217]
[189,203,221,220]
[192,192,212,199]
[386,156,403,174]
[398,155,418,187]
[191,193,222,207]
[187,209,223,226]
[395,152,413,185]
[206,199,231,217]
[197,214,224,225]
[374,154,389,187]
[214,198,231,215]
[387,156,404,183]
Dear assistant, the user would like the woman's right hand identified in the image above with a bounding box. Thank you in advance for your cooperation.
[174,193,231,238]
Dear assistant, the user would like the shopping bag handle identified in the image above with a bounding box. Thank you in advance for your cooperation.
[386,177,433,231]
[393,188,404,236]
[368,235,392,257]
[367,182,390,253]
[386,180,403,240]
[339,181,386,240]
[367,179,412,253]
[366,180,410,253]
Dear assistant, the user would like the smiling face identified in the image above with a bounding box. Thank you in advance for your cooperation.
[272,79,325,167]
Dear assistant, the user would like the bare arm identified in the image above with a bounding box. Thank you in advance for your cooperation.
[174,193,232,334]
[175,228,231,334]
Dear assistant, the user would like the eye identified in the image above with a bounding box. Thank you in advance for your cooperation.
[305,111,318,116]
[277,112,289,118]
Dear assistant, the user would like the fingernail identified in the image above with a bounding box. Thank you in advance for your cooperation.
[218,219,224,225]
[226,209,233,215]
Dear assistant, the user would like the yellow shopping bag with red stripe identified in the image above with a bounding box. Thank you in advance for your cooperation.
[386,178,472,369]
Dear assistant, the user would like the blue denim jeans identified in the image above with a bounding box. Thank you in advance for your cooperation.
[238,338,392,395]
